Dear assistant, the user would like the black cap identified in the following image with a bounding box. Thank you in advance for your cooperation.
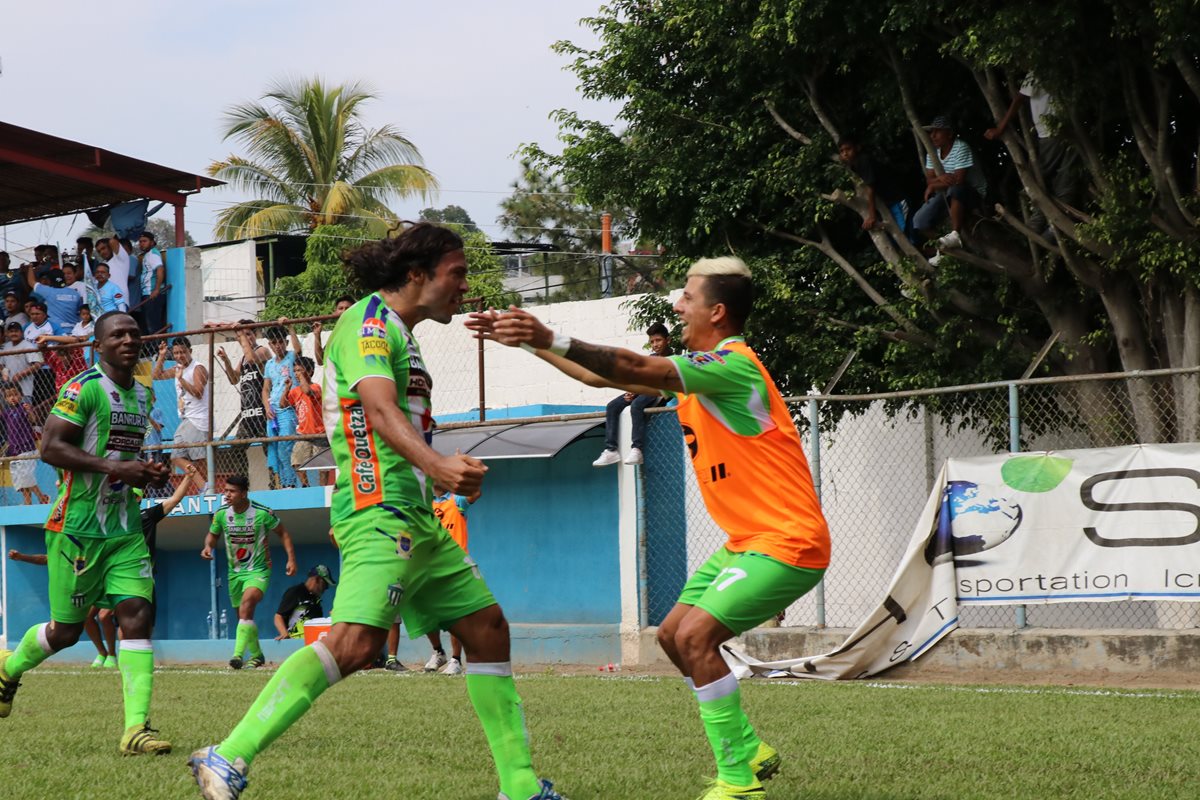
[5,321,22,331]
[34,264,52,279]
[4,290,18,299]
[46,269,65,287]
[308,564,336,586]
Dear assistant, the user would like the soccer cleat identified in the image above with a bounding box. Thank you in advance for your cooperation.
[693,778,766,799]
[246,655,265,669]
[384,657,409,673]
[441,656,463,676]
[592,449,621,467]
[750,741,781,782]
[103,655,118,669]
[189,745,249,800]
[623,447,644,465]
[424,651,447,672]
[936,230,962,250]
[91,654,106,668]
[229,656,243,671]
[119,721,172,755]
[498,778,569,800]
[0,649,19,718]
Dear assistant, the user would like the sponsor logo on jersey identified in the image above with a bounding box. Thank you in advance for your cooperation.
[110,411,146,428]
[108,432,145,453]
[359,317,387,339]
[407,371,431,398]
[687,351,728,367]
[54,398,78,415]
[63,381,82,402]
[342,400,383,508]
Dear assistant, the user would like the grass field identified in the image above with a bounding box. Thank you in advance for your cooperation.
[1,666,1198,799]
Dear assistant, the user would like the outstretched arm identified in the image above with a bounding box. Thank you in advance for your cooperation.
[158,465,196,515]
[466,308,681,394]
[275,523,297,576]
[8,550,48,566]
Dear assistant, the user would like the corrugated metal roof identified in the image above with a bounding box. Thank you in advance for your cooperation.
[0,121,222,225]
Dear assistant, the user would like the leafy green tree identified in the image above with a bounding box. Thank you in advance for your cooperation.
[262,224,516,322]
[535,0,1200,444]
[420,205,479,232]
[208,77,436,240]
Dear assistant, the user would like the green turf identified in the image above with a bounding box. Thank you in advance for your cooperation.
[0,667,1197,799]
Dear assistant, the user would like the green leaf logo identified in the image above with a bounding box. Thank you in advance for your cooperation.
[1001,455,1073,493]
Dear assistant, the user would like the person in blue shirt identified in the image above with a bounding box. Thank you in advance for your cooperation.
[31,269,83,335]
[260,324,303,489]
[93,263,128,314]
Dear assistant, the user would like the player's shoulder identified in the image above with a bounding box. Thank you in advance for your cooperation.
[212,503,232,517]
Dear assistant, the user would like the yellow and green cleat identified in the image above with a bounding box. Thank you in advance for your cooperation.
[0,650,19,718]
[750,741,781,782]
[120,721,172,755]
[694,778,766,799]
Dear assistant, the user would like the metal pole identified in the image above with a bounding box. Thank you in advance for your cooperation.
[1009,382,1027,629]
[206,330,216,492]
[807,398,826,628]
[477,299,486,422]
[1,525,7,649]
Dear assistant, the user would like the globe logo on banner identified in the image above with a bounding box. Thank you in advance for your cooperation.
[924,455,1074,566]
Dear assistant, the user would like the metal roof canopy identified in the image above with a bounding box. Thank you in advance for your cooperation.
[0,121,222,227]
[298,417,605,470]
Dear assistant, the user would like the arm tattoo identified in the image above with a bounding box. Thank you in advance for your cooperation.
[565,339,620,380]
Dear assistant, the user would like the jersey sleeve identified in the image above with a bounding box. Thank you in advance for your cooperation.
[262,507,282,531]
[50,375,94,426]
[209,513,224,536]
[328,317,400,391]
[666,350,761,399]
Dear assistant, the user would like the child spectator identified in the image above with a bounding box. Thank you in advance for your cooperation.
[0,381,49,505]
[282,355,325,487]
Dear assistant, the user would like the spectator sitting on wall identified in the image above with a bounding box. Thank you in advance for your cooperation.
[838,134,914,241]
[273,564,336,640]
[912,115,988,263]
[593,323,673,467]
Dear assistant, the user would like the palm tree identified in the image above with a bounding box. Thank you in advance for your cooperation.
[207,77,436,240]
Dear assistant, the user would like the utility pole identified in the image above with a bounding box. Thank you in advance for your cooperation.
[600,211,613,298]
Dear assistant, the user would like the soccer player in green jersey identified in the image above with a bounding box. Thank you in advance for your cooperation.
[469,257,832,800]
[202,475,296,670]
[189,223,568,800]
[0,310,173,755]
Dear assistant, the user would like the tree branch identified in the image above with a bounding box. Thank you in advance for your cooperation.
[763,100,813,145]
[801,74,840,143]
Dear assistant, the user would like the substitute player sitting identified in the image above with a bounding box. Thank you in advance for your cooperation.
[189,223,567,800]
[0,310,173,754]
[469,256,831,800]
[202,475,296,670]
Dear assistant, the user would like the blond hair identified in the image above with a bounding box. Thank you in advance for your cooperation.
[686,256,752,278]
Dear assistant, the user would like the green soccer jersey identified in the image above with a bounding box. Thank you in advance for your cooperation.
[45,364,154,539]
[322,292,434,524]
[210,502,281,574]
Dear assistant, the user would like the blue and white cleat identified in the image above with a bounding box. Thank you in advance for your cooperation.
[499,779,569,800]
[188,745,249,800]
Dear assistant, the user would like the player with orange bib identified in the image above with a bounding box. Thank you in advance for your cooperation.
[469,256,831,800]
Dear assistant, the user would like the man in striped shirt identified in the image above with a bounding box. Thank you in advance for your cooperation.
[912,115,988,254]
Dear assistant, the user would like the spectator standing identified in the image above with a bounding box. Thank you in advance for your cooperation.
[912,115,988,255]
[281,355,324,488]
[136,232,167,334]
[153,337,210,494]
[260,324,302,489]
[23,301,56,414]
[95,236,133,303]
[0,253,22,310]
[31,268,82,335]
[93,264,128,314]
[312,295,355,366]
[61,263,89,309]
[215,323,272,490]
[3,294,29,334]
[1,322,40,401]
[593,323,673,466]
[0,382,49,504]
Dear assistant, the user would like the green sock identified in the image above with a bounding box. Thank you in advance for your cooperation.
[119,640,155,730]
[241,622,263,659]
[465,664,540,800]
[233,621,249,659]
[218,643,339,766]
[6,623,54,678]
[740,707,762,761]
[696,673,755,787]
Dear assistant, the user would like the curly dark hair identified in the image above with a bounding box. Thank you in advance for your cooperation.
[342,222,465,293]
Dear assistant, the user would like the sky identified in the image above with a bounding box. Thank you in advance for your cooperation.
[0,0,619,254]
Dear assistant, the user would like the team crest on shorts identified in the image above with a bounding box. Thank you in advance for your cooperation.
[387,582,404,605]
[73,556,88,576]
[397,534,413,559]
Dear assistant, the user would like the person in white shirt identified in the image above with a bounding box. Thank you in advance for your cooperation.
[22,300,55,413]
[152,336,211,494]
[1,321,41,401]
[95,235,133,302]
[61,263,89,307]
[136,232,167,334]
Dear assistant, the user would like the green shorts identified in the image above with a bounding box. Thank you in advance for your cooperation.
[678,547,825,635]
[228,570,271,607]
[330,503,496,638]
[47,531,154,625]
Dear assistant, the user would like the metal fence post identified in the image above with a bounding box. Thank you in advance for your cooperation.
[808,397,826,628]
[1009,382,1027,629]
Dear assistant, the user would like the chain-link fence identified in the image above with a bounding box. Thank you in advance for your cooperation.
[641,368,1200,631]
